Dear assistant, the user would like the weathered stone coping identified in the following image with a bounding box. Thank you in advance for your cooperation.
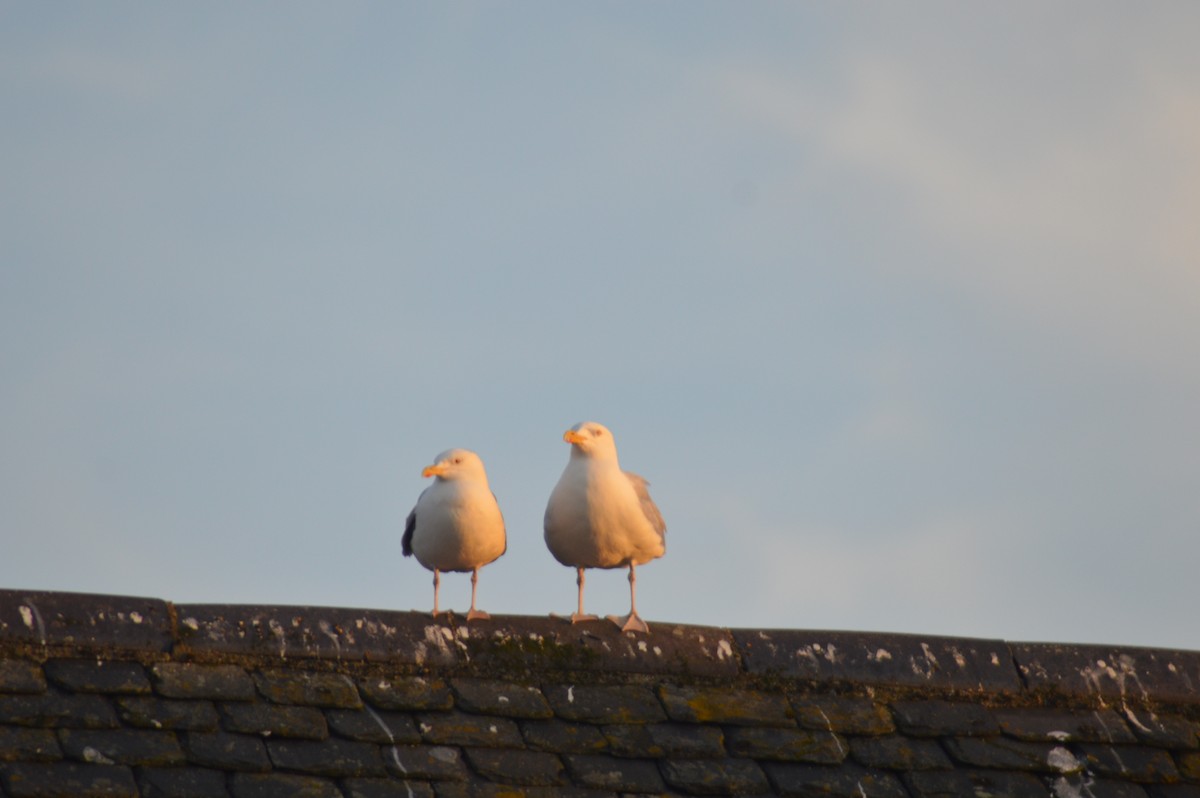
[3,589,1199,706]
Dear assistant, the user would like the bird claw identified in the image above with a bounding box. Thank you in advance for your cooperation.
[607,612,650,634]
[551,612,600,623]
[466,609,490,622]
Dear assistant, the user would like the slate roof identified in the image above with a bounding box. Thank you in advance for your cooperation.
[2,588,1200,797]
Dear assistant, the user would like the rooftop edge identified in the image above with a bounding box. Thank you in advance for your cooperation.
[2,588,1199,706]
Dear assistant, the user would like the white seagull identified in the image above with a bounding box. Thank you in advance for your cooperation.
[403,448,506,620]
[544,421,666,633]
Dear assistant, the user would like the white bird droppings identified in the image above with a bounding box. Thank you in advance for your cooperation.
[1048,746,1083,773]
[717,640,733,661]
[567,686,575,703]
[18,606,33,630]
[363,702,415,798]
[82,747,115,765]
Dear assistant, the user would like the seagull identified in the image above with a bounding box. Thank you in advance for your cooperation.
[403,448,506,621]
[544,421,666,633]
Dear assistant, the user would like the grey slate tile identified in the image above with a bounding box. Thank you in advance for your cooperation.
[565,753,665,792]
[890,698,1000,736]
[115,696,220,731]
[1146,786,1200,798]
[359,676,453,711]
[1130,714,1200,749]
[1051,776,1151,798]
[266,737,388,777]
[254,669,362,709]
[658,685,793,727]
[450,678,553,718]
[228,772,342,798]
[994,707,1137,743]
[463,747,567,786]
[1077,744,1180,782]
[0,692,119,729]
[942,736,1066,772]
[764,762,909,797]
[522,719,609,754]
[381,744,469,781]
[602,724,667,758]
[151,664,256,702]
[433,784,620,798]
[1178,750,1200,780]
[415,710,523,748]
[792,695,895,736]
[0,727,62,762]
[58,728,186,766]
[0,761,140,798]
[0,590,172,654]
[0,661,47,694]
[1011,644,1200,705]
[175,605,464,666]
[325,707,421,744]
[182,731,271,772]
[545,685,666,724]
[646,723,726,758]
[342,777,436,798]
[44,660,151,696]
[850,735,953,770]
[735,630,1020,691]
[726,726,847,764]
[904,768,1048,797]
[454,615,740,679]
[660,757,771,794]
[136,766,231,797]
[219,703,328,740]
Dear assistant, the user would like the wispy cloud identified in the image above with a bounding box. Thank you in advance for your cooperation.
[717,45,1200,377]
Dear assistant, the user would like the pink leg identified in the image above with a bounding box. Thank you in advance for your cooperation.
[466,567,490,621]
[569,567,598,623]
[608,563,649,633]
[431,569,441,617]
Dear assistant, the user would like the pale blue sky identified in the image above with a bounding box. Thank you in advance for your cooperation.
[3,4,1198,649]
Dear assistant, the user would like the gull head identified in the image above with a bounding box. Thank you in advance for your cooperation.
[562,421,619,461]
[422,449,488,482]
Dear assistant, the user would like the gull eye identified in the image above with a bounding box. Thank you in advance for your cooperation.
[453,457,463,464]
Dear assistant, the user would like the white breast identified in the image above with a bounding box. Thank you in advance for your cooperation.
[412,480,506,573]
[544,459,665,569]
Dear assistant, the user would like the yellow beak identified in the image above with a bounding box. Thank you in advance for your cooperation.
[422,464,446,478]
[563,430,588,444]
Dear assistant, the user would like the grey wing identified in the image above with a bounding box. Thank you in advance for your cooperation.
[402,506,417,557]
[624,471,666,540]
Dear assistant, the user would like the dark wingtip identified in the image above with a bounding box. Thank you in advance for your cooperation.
[402,509,416,557]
